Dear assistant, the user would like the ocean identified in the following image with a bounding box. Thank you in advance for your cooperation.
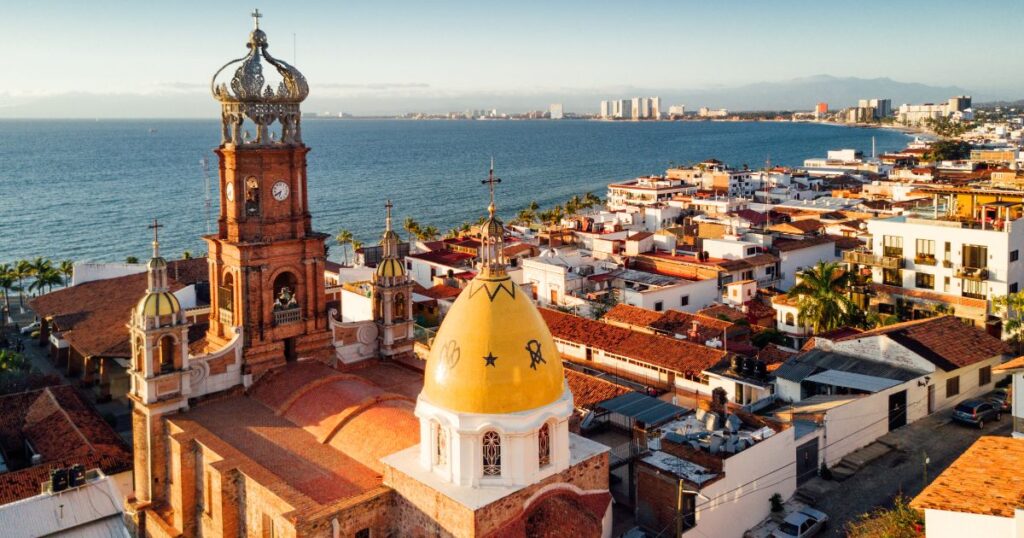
[0,119,909,263]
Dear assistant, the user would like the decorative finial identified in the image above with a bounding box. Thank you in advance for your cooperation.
[385,199,393,231]
[481,157,501,217]
[251,8,263,29]
[148,218,163,258]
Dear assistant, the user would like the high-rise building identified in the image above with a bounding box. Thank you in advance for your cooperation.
[600,100,611,118]
[631,97,641,119]
[815,102,828,116]
[549,103,564,120]
[650,96,661,119]
[668,105,685,117]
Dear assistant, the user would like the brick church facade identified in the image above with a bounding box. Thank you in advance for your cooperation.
[122,13,611,538]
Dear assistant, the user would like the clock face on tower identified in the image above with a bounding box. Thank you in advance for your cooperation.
[225,182,235,202]
[272,181,290,201]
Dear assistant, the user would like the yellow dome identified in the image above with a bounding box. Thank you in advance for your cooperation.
[376,257,406,278]
[423,273,564,414]
[136,291,181,317]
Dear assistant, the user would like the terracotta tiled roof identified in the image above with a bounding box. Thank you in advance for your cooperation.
[419,284,463,300]
[602,304,663,328]
[627,232,653,241]
[540,308,728,375]
[406,249,474,267]
[911,436,1024,518]
[772,236,835,252]
[29,258,207,359]
[757,344,796,370]
[0,386,132,504]
[768,219,823,234]
[697,304,747,323]
[835,315,1008,371]
[995,356,1024,372]
[564,370,631,410]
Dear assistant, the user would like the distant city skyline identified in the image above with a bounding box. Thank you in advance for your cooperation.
[3,1,1023,117]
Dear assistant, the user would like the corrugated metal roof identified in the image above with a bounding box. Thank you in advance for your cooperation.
[0,475,128,538]
[597,392,690,427]
[804,369,903,393]
[774,349,925,383]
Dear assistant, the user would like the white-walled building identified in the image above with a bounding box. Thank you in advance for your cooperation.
[848,209,1024,322]
[607,176,697,210]
[772,236,839,290]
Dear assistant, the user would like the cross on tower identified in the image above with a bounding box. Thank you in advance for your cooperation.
[384,199,393,230]
[251,8,262,29]
[148,218,164,257]
[481,157,502,214]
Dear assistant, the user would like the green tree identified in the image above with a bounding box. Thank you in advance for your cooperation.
[30,268,62,294]
[788,261,859,333]
[0,350,28,372]
[351,239,363,257]
[582,192,602,209]
[994,292,1024,354]
[403,217,421,241]
[926,140,971,161]
[335,229,354,266]
[588,289,620,320]
[846,495,922,538]
[419,225,440,241]
[13,260,32,308]
[126,256,140,264]
[182,250,193,260]
[58,259,74,287]
[0,264,15,313]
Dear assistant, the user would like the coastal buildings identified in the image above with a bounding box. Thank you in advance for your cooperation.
[898,95,973,125]
[599,96,661,120]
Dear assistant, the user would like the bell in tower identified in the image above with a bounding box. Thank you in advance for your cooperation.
[204,10,333,376]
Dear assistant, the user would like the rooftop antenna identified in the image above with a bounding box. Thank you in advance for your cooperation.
[872,136,877,160]
[200,157,212,235]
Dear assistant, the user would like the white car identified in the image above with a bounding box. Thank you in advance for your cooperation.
[772,507,829,538]
[20,321,40,335]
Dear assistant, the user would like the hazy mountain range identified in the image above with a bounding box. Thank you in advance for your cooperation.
[0,75,1002,118]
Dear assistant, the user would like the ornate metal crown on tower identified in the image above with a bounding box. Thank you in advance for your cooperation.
[211,10,308,146]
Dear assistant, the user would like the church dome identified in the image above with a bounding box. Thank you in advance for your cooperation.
[376,257,406,279]
[136,291,181,318]
[422,272,565,415]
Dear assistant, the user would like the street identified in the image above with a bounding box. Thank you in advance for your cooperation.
[813,409,1010,535]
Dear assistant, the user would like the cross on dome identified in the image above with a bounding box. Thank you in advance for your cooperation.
[481,157,502,217]
[251,8,262,29]
[148,218,163,258]
[385,199,394,231]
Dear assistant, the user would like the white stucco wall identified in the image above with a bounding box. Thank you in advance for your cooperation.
[694,427,797,538]
[923,508,1016,538]
[778,242,838,290]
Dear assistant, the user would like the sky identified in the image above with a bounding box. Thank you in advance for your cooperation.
[2,0,1023,116]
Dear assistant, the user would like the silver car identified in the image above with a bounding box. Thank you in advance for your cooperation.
[772,507,829,538]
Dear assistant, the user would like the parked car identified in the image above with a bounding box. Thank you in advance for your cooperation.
[988,389,1011,413]
[20,321,40,335]
[772,507,829,538]
[952,399,1001,429]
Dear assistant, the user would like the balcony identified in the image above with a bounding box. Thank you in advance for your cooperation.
[273,307,302,326]
[955,266,989,281]
[843,250,904,269]
[218,307,233,325]
[914,254,937,266]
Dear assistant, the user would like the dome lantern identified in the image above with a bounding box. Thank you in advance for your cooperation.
[211,9,308,146]
[478,159,507,277]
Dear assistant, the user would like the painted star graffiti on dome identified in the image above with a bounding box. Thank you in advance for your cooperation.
[483,352,498,367]
[440,339,460,370]
[525,339,546,370]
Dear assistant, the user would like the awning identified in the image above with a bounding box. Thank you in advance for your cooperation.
[804,369,904,393]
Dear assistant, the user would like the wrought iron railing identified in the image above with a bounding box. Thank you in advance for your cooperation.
[842,250,904,269]
[273,307,301,326]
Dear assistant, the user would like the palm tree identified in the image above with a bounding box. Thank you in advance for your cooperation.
[30,268,62,294]
[335,229,354,266]
[125,256,140,264]
[403,217,420,241]
[445,227,462,239]
[351,240,364,259]
[566,195,582,215]
[420,225,440,241]
[0,264,15,318]
[788,261,858,333]
[182,250,193,260]
[58,259,74,287]
[994,292,1024,354]
[582,192,602,209]
[13,260,32,307]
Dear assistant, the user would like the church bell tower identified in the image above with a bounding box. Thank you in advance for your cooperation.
[204,11,333,375]
[372,200,415,359]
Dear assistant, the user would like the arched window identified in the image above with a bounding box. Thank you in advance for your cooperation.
[158,335,176,373]
[433,421,448,467]
[785,313,795,326]
[482,431,501,477]
[394,293,406,322]
[538,423,551,468]
[244,176,260,216]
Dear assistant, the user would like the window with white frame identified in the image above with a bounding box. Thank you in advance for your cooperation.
[538,423,551,468]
